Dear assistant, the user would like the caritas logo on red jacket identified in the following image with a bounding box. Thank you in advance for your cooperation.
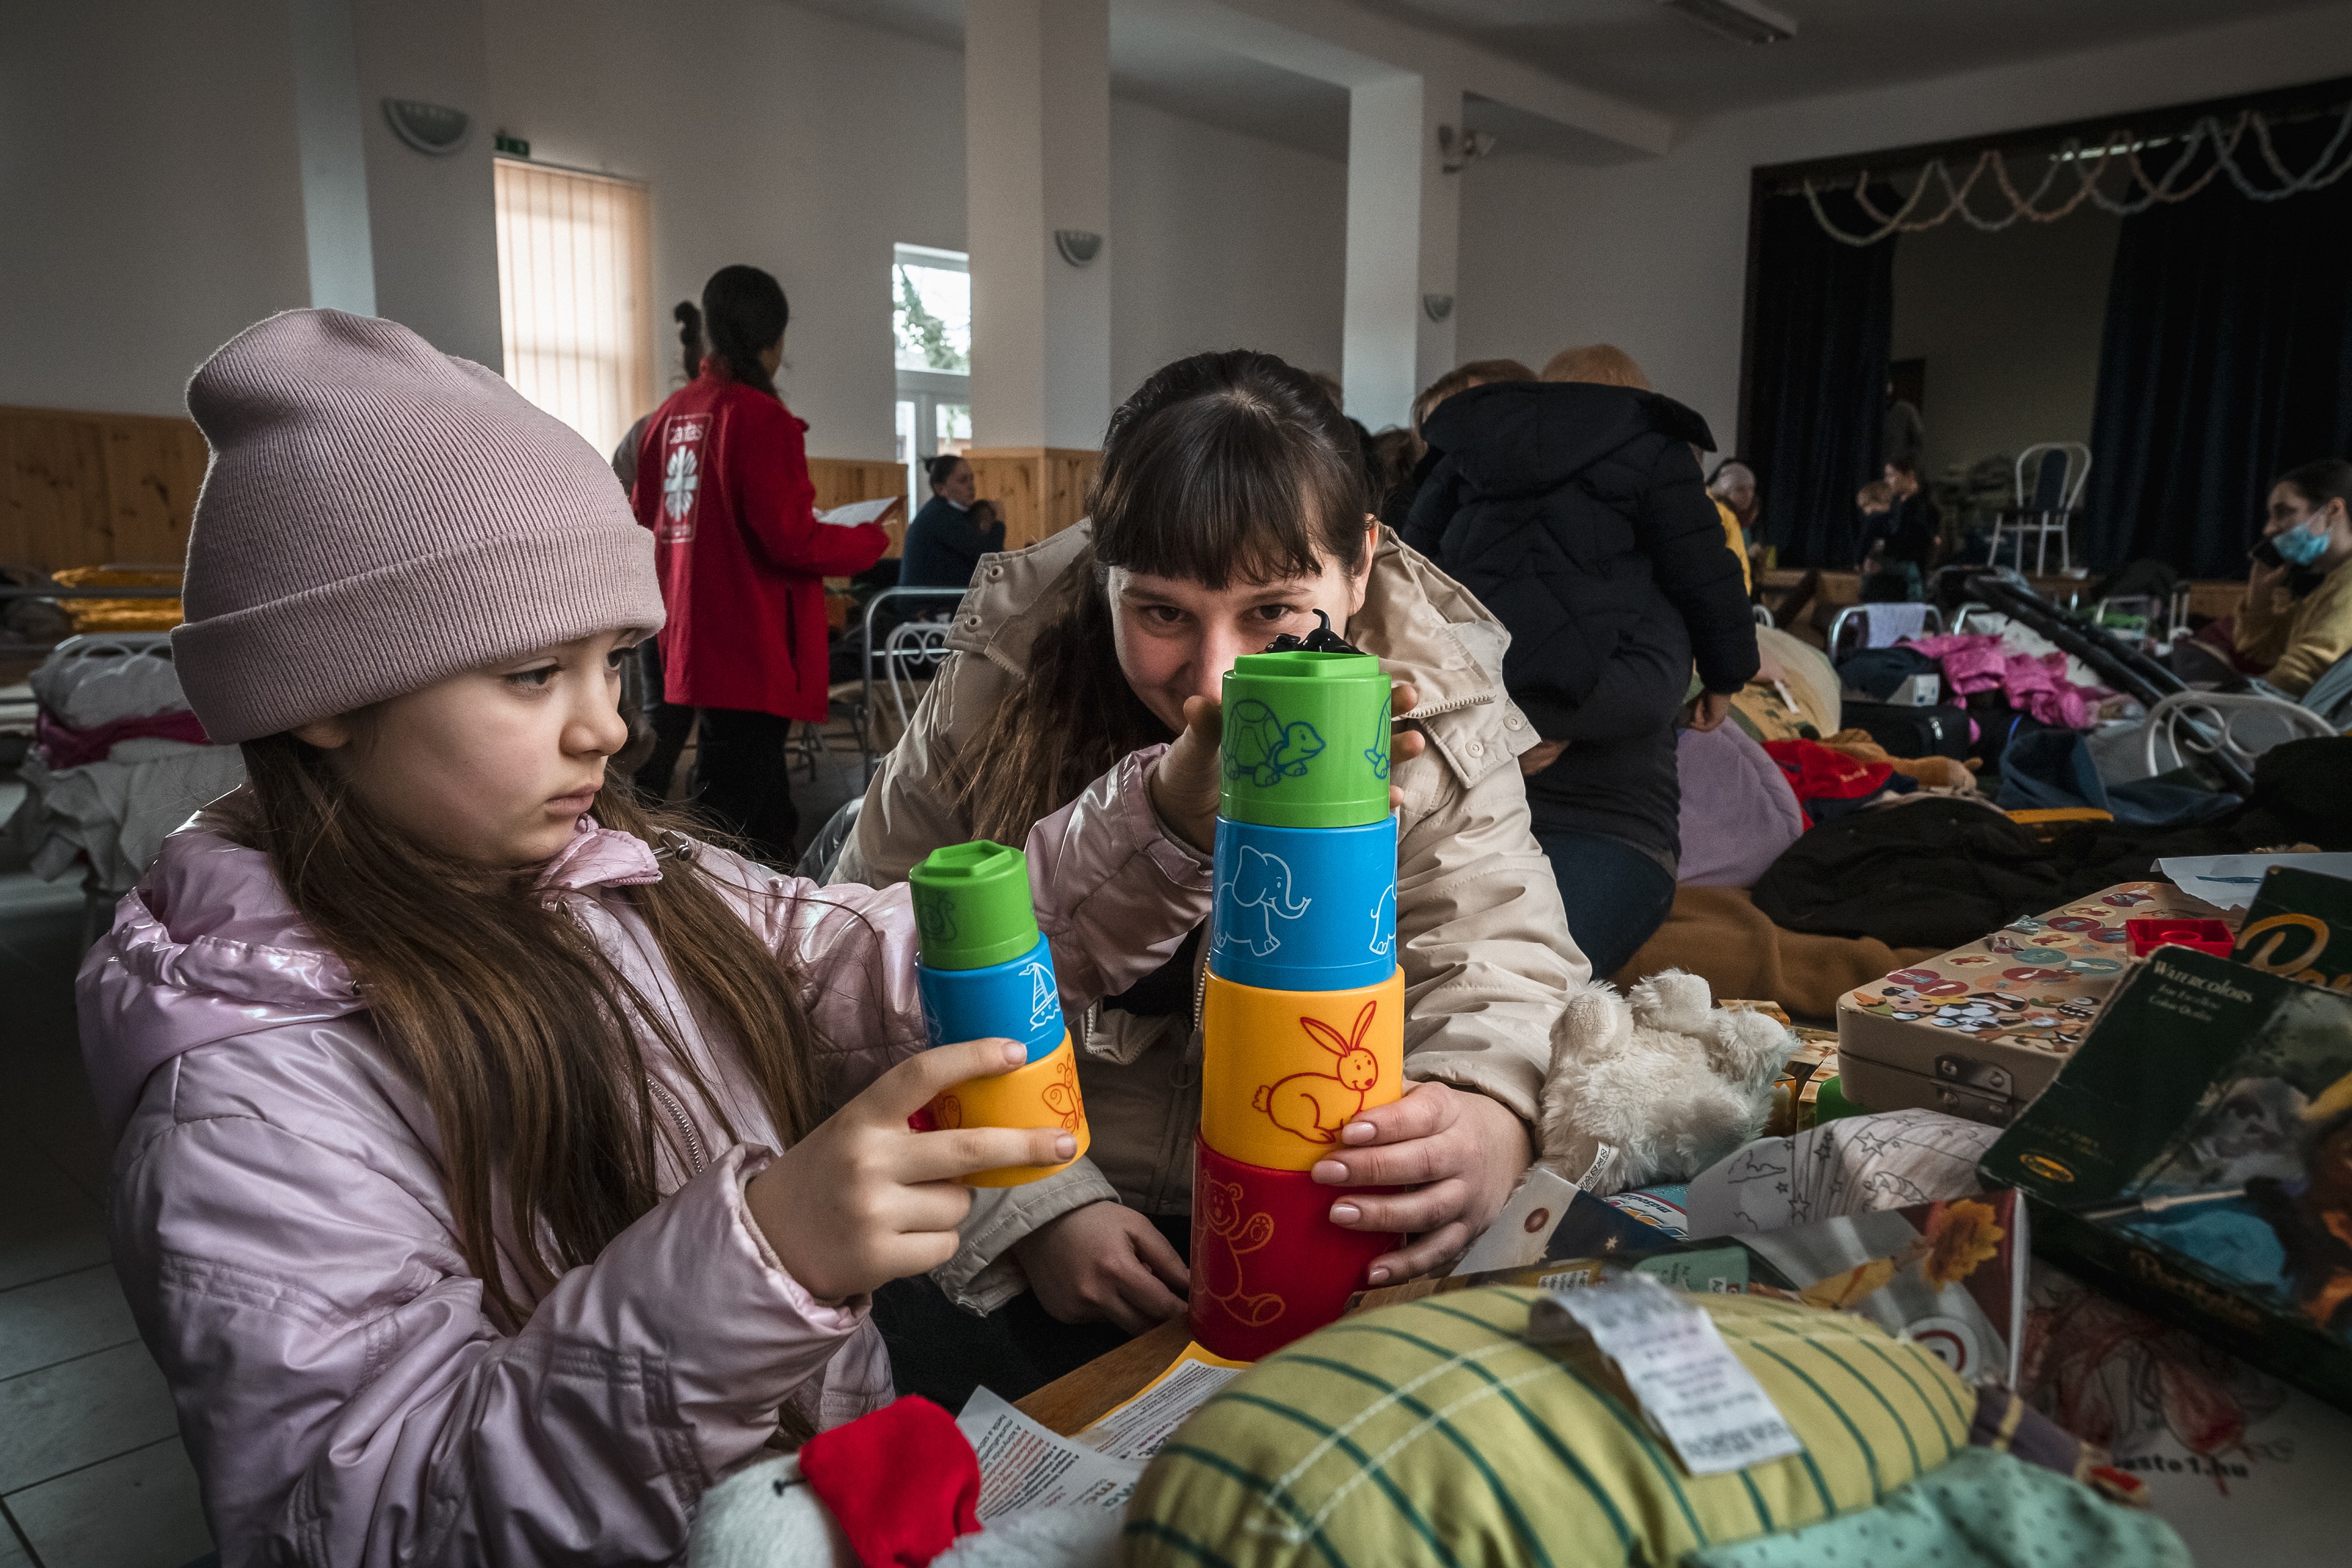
[658,417,708,543]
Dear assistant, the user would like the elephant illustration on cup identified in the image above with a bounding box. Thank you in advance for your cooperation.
[1218,845,1312,957]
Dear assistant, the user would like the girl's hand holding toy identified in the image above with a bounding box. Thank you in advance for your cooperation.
[748,1037,1079,1302]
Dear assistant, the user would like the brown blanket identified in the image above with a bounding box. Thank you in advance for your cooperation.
[1611,884,1937,1024]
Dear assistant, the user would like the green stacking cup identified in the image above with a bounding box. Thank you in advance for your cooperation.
[1220,650,1391,828]
[908,840,1040,971]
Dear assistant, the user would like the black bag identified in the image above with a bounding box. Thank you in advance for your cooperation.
[1839,700,1970,761]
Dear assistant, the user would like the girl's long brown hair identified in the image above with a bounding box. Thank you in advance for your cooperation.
[956,350,1372,844]
[229,731,822,1331]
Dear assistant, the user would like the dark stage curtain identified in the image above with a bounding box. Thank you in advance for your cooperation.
[2085,119,2352,578]
[1746,187,1896,568]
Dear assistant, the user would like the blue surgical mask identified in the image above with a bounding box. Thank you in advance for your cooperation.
[2274,513,2333,566]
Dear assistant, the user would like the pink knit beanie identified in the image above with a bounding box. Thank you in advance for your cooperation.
[172,309,665,742]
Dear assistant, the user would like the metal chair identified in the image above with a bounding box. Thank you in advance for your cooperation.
[855,586,965,777]
[1826,603,1944,662]
[1990,444,2090,576]
[2140,691,2336,780]
[1750,603,1775,629]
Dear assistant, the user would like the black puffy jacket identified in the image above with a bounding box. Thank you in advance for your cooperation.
[1404,381,1758,860]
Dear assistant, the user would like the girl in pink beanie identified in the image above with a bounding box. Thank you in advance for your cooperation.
[77,310,1221,1564]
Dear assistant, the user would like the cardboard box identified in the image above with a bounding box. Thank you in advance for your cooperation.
[1980,948,2352,1416]
[1837,881,2227,1126]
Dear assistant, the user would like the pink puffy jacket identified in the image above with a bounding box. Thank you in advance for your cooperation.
[78,749,1208,1565]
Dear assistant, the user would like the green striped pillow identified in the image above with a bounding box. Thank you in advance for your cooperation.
[1124,1286,1973,1568]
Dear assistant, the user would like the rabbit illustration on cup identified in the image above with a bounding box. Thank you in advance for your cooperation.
[1253,1000,1381,1145]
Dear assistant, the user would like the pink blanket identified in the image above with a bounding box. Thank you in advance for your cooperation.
[1908,634,2109,730]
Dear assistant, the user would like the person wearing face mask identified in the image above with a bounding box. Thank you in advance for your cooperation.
[2237,459,2352,697]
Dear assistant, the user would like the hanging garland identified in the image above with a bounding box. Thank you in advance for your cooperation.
[1801,100,2352,247]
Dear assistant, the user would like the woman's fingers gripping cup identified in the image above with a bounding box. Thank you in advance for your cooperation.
[747,1038,1076,1303]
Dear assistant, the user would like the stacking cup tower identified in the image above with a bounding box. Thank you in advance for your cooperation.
[1192,650,1404,1360]
[908,841,1091,1187]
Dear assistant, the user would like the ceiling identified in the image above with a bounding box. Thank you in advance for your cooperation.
[792,0,2338,161]
[1351,0,2337,122]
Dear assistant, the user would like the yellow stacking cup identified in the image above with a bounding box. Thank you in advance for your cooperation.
[928,1033,1093,1188]
[1201,969,1404,1172]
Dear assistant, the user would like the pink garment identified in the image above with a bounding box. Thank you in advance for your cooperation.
[79,747,1208,1565]
[32,706,212,769]
[1908,634,2109,730]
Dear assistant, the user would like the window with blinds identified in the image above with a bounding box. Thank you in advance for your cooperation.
[493,159,654,460]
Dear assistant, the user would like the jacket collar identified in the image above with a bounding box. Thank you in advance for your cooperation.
[537,820,666,894]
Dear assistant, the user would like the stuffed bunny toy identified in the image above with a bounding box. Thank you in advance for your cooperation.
[1538,969,1793,1193]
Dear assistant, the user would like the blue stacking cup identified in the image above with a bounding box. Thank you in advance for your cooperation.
[1209,816,1397,992]
[916,934,1067,1061]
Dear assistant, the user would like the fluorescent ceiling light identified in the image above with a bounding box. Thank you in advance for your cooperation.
[1661,0,1798,46]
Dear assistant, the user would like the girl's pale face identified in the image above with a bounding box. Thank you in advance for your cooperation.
[1107,523,1376,734]
[292,630,638,867]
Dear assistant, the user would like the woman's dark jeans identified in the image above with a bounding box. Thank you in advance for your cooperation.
[1534,827,1677,981]
[694,707,800,864]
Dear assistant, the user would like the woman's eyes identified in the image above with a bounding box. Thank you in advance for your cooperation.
[1254,603,1308,623]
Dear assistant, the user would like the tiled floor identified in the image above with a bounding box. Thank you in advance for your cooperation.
[0,848,212,1567]
[0,729,870,1566]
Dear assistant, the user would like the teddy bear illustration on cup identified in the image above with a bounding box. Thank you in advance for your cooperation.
[1197,1175,1284,1327]
[1254,1000,1381,1145]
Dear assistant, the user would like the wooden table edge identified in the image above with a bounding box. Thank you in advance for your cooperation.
[1013,1315,1194,1436]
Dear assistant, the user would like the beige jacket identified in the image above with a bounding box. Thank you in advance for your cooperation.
[837,522,1591,1310]
[2237,557,2352,697]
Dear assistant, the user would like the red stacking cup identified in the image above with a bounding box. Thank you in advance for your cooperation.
[1188,1135,1400,1362]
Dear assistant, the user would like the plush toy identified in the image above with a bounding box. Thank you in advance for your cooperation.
[1538,968,1793,1192]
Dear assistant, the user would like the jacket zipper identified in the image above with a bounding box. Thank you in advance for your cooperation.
[644,1075,710,1177]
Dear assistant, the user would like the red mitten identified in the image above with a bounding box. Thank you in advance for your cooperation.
[797,1396,983,1567]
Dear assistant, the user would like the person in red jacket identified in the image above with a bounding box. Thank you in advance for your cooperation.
[630,265,888,861]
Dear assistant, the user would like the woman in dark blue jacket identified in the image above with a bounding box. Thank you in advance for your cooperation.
[1402,372,1757,975]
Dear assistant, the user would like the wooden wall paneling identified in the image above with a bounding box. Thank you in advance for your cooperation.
[964,447,1099,550]
[99,414,208,566]
[3,408,116,570]
[808,457,911,557]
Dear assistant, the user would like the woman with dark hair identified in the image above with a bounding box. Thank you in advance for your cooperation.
[1404,351,1757,979]
[2239,458,2352,695]
[901,451,1005,589]
[839,350,1592,1393]
[628,265,888,861]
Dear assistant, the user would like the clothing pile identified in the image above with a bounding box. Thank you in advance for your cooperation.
[6,638,245,891]
[1909,629,2112,730]
[1761,736,1915,827]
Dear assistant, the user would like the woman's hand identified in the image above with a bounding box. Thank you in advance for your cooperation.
[1010,1200,1190,1334]
[2250,554,2289,600]
[1311,1081,1534,1285]
[1386,681,1427,805]
[746,1038,1077,1303]
[1147,695,1224,852]
[1687,691,1735,733]
[1148,680,1431,849]
[1519,739,1566,776]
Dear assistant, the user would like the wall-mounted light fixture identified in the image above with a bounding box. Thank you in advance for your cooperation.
[1437,125,1496,175]
[1054,229,1103,267]
[383,99,471,156]
[1423,294,1455,322]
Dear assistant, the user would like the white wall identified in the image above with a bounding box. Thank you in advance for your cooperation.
[1890,210,2122,482]
[356,0,504,368]
[0,0,313,417]
[1109,97,1347,405]
[1455,1,2352,456]
[484,0,968,460]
